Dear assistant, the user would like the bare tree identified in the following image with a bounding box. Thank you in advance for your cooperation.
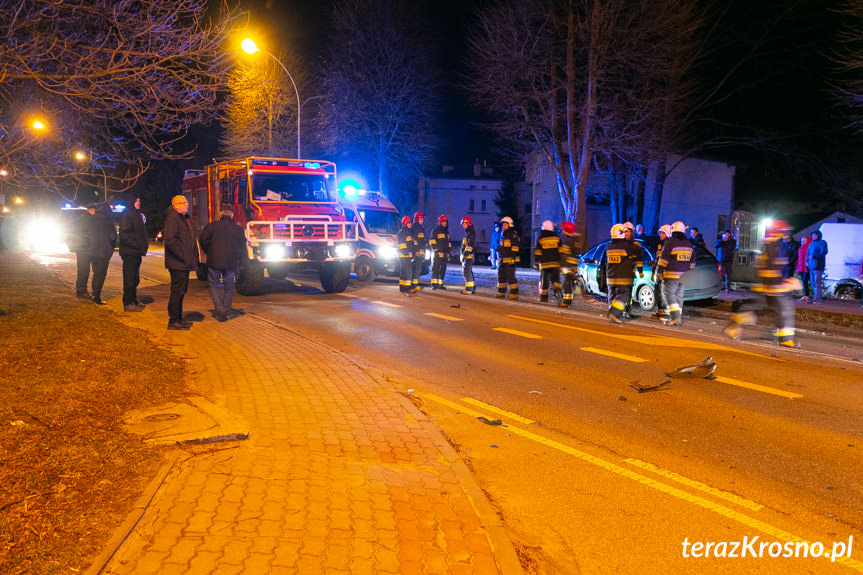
[466,0,705,245]
[318,0,440,210]
[220,48,305,159]
[0,0,239,199]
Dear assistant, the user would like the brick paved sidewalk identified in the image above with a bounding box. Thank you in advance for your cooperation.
[43,255,522,575]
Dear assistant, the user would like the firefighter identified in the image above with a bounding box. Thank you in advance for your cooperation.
[724,220,799,347]
[535,220,562,303]
[429,215,451,289]
[397,216,415,296]
[655,221,695,326]
[497,216,520,300]
[559,221,581,307]
[606,223,643,323]
[411,212,427,291]
[651,224,672,319]
[459,216,476,294]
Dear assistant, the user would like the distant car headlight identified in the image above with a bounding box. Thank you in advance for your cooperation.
[25,218,66,253]
[378,245,397,259]
[334,244,353,258]
[264,244,286,260]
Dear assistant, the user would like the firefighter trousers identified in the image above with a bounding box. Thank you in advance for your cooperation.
[399,258,413,292]
[411,256,424,288]
[608,283,632,320]
[661,278,685,320]
[731,292,796,345]
[539,267,561,301]
[498,263,518,296]
[431,255,447,287]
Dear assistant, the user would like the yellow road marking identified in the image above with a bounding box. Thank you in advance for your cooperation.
[372,300,403,308]
[623,458,764,511]
[425,312,464,322]
[493,327,542,339]
[461,397,535,424]
[507,314,772,358]
[421,392,863,572]
[581,347,648,363]
[713,376,803,399]
[336,293,358,298]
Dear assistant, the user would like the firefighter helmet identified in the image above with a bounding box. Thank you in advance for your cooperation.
[671,221,686,234]
[461,216,473,226]
[765,219,791,238]
[658,224,672,238]
[624,221,635,231]
[414,212,424,220]
[611,223,627,239]
[561,221,577,235]
[501,216,514,226]
[541,220,554,231]
[401,216,412,226]
[438,214,448,223]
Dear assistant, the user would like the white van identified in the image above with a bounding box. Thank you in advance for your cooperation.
[338,190,403,282]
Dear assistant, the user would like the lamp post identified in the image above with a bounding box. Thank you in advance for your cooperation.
[241,38,302,158]
[0,169,6,206]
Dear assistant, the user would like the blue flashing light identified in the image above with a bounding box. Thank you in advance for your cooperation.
[64,203,72,208]
[113,203,126,212]
[303,162,320,169]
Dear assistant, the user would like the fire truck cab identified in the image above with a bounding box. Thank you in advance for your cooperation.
[182,157,357,294]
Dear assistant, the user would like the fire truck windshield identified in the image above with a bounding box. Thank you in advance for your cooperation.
[251,173,331,202]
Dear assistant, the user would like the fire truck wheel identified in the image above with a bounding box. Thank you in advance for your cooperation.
[354,256,376,282]
[195,263,208,282]
[237,263,265,296]
[320,262,351,293]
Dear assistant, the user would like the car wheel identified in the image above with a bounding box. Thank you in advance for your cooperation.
[636,284,656,311]
[835,284,861,301]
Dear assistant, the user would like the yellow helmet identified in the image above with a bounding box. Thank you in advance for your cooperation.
[611,223,627,239]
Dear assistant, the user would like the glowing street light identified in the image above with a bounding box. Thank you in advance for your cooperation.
[32,120,46,131]
[241,38,303,158]
[75,151,86,161]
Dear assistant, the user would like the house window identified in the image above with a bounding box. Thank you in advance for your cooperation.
[481,230,486,242]
[481,199,487,212]
[469,199,475,212]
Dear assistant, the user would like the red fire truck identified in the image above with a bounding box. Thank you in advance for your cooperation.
[182,157,357,295]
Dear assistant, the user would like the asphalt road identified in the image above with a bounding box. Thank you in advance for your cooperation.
[135,252,863,574]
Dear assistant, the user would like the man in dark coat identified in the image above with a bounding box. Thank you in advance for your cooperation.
[806,230,829,304]
[163,195,198,329]
[69,206,95,298]
[713,231,737,292]
[198,209,248,321]
[118,196,149,311]
[88,203,117,305]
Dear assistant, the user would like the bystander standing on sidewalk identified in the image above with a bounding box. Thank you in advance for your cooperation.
[198,209,247,322]
[118,196,148,312]
[796,235,812,301]
[713,230,736,293]
[806,229,828,304]
[489,222,501,269]
[689,227,706,249]
[779,233,797,278]
[69,205,94,299]
[88,203,117,305]
[163,195,198,329]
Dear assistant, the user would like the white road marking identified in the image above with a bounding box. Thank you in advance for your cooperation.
[372,300,403,308]
[581,347,648,363]
[461,397,535,424]
[713,376,804,399]
[493,327,542,339]
[425,312,464,322]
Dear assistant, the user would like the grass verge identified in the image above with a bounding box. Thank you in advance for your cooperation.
[0,251,189,574]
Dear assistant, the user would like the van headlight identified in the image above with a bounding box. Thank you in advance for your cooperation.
[378,245,397,259]
[334,244,353,258]
[264,244,286,260]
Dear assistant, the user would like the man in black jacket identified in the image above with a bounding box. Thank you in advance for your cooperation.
[88,203,118,305]
[163,195,198,330]
[199,209,248,321]
[119,196,149,312]
[69,206,94,298]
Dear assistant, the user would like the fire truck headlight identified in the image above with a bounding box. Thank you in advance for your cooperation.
[25,217,66,253]
[334,244,353,258]
[264,244,286,260]
[378,245,397,259]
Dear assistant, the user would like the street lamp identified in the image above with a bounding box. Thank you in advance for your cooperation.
[0,169,6,206]
[241,38,303,158]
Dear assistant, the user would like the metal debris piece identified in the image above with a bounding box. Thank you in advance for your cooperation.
[630,381,671,393]
[529,390,544,395]
[666,356,716,379]
[477,417,503,426]
[451,304,461,308]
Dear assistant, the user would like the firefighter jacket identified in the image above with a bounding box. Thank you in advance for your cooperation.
[656,233,695,279]
[397,226,416,260]
[754,237,794,294]
[460,225,476,262]
[499,227,520,265]
[429,224,451,258]
[559,233,583,270]
[605,238,643,286]
[534,229,561,269]
[413,221,427,256]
